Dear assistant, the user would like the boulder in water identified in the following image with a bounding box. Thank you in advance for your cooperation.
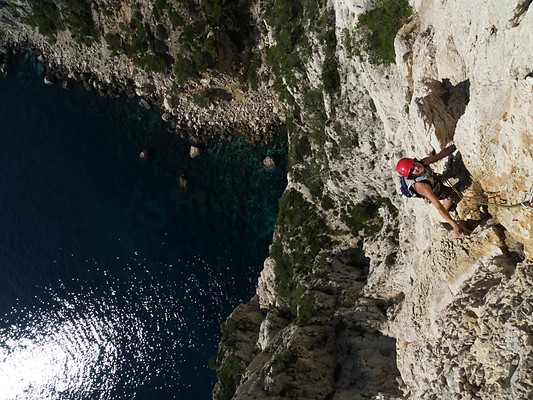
[44,73,56,85]
[262,156,275,169]
[189,145,201,158]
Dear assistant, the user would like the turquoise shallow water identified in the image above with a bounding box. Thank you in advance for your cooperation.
[0,54,286,399]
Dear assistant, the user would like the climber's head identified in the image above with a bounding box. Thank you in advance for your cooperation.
[396,158,414,177]
[397,158,426,178]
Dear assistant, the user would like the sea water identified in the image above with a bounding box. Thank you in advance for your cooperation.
[0,54,287,399]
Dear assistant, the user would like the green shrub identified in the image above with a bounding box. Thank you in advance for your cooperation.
[322,56,340,95]
[169,10,184,28]
[264,0,306,96]
[28,0,99,45]
[139,53,172,72]
[343,197,395,237]
[289,134,311,166]
[321,195,335,211]
[174,56,196,84]
[217,355,242,400]
[61,0,98,44]
[322,25,340,96]
[220,320,247,345]
[154,0,168,14]
[356,0,412,65]
[302,90,327,143]
[193,90,212,108]
[200,0,251,55]
[344,197,382,236]
[104,33,122,53]
[154,38,169,54]
[28,0,63,39]
[246,51,262,90]
[203,36,218,62]
[191,49,209,72]
[341,28,358,59]
[155,24,168,40]
[271,189,334,309]
[295,292,312,326]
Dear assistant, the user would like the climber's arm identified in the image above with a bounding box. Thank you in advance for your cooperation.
[421,144,457,166]
[414,182,462,236]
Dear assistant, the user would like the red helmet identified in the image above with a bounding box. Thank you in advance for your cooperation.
[396,158,414,177]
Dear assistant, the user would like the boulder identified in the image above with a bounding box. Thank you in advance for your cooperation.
[178,176,188,190]
[43,73,56,85]
[189,145,201,158]
[262,156,275,169]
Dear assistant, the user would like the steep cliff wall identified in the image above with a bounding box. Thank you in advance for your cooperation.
[215,0,532,399]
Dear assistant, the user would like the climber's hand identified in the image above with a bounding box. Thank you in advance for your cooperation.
[452,222,463,237]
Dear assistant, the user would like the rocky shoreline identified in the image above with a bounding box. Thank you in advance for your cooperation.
[0,24,285,147]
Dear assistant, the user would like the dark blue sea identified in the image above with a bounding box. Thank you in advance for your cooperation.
[0,54,286,400]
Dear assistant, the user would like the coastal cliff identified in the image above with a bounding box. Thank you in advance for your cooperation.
[0,0,285,145]
[1,0,532,399]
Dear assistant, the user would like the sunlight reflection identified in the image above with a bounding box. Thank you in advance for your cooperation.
[0,315,119,399]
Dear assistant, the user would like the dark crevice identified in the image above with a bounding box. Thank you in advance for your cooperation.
[509,0,532,27]
[493,223,526,267]
[416,78,470,146]
[334,319,403,397]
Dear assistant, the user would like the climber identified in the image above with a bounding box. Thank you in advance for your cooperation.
[396,144,463,236]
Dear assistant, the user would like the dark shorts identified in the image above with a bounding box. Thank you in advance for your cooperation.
[438,185,455,201]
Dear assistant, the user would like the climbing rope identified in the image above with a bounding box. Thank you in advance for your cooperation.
[444,179,533,210]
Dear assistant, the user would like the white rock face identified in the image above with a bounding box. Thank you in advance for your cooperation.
[238,0,533,399]
[328,0,533,398]
[406,0,533,256]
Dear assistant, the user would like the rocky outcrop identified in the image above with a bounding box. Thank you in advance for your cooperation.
[217,254,403,399]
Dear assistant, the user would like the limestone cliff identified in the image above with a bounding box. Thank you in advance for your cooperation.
[214,0,532,399]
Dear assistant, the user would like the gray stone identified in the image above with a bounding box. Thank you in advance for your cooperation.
[43,73,56,85]
[262,156,275,169]
[189,145,201,158]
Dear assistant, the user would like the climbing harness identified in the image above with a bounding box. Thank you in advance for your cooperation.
[444,179,533,210]
[399,166,445,199]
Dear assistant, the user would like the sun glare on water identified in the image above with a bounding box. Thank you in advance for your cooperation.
[0,253,233,399]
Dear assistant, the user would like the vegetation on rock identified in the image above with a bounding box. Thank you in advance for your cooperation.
[342,196,396,237]
[25,0,255,79]
[355,0,413,65]
[28,0,97,44]
[216,355,243,400]
[270,189,335,315]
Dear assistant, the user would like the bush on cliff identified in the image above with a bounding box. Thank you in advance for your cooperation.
[217,355,242,400]
[356,0,412,65]
[271,189,334,312]
[27,0,97,45]
[28,0,63,40]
